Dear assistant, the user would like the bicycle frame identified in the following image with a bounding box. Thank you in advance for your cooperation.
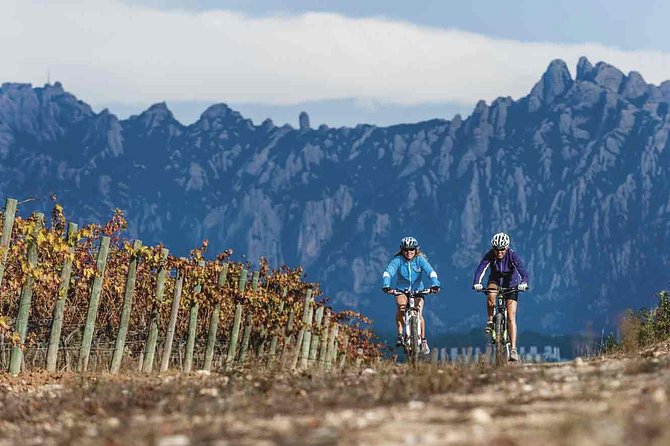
[478,286,518,365]
[388,288,433,364]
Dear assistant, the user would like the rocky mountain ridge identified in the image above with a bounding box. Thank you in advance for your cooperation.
[1,56,668,334]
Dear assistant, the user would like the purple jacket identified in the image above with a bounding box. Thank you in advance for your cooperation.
[472,248,529,288]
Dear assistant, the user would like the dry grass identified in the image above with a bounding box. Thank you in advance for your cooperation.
[2,348,670,445]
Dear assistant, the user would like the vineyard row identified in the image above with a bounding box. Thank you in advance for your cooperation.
[0,198,379,375]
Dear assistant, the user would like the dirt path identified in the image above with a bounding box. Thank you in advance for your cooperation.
[2,344,670,445]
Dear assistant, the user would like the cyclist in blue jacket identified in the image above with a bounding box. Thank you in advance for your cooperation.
[382,236,441,354]
[472,232,529,361]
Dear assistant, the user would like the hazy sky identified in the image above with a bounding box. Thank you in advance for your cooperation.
[4,0,670,126]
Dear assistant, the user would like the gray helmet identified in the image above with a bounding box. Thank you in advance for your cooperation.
[400,236,419,250]
[490,232,510,250]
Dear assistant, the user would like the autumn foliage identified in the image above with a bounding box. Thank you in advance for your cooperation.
[0,203,381,364]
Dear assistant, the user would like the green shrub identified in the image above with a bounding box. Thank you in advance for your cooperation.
[620,290,670,351]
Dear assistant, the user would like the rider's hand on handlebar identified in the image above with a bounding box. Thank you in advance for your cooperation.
[518,282,528,292]
[382,286,392,294]
[473,283,483,291]
[430,286,440,293]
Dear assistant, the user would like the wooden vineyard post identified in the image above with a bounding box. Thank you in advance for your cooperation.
[253,272,270,358]
[204,263,228,371]
[318,309,331,368]
[267,288,287,364]
[0,197,17,289]
[308,306,324,366]
[238,271,258,364]
[110,240,143,374]
[290,288,313,370]
[184,260,205,373]
[78,236,111,372]
[160,266,184,372]
[238,315,252,363]
[338,334,350,369]
[325,323,339,370]
[142,247,169,373]
[225,268,247,367]
[298,289,314,369]
[430,348,439,364]
[46,222,78,372]
[9,213,43,375]
[280,302,296,369]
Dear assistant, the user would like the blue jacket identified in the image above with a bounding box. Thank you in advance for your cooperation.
[382,254,440,291]
[473,248,529,288]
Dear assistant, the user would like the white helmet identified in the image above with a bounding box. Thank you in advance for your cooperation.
[490,232,510,250]
[400,236,419,250]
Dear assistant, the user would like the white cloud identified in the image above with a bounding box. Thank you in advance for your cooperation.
[4,0,670,108]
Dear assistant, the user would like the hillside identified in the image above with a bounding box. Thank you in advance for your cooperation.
[1,56,669,333]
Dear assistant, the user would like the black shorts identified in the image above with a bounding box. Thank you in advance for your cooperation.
[486,282,519,301]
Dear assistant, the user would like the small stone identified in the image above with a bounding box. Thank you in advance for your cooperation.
[195,370,211,376]
[407,400,425,410]
[158,435,191,446]
[199,388,219,397]
[105,417,121,428]
[573,357,584,366]
[361,368,376,376]
[652,388,667,404]
[470,408,492,424]
[40,384,64,392]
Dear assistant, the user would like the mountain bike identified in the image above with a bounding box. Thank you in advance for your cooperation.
[476,286,521,366]
[387,288,435,365]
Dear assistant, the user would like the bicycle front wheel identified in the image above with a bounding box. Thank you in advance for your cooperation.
[409,314,420,365]
[494,313,506,366]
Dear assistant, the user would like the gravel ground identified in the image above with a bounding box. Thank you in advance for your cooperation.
[2,343,670,445]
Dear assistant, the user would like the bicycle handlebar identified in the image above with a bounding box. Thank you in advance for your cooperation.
[386,288,436,297]
[474,286,527,295]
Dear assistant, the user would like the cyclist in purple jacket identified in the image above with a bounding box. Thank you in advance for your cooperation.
[472,232,529,362]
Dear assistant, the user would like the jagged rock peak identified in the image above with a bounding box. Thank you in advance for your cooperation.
[146,102,171,113]
[466,100,489,128]
[591,61,625,92]
[576,59,625,92]
[576,56,593,80]
[528,59,573,111]
[200,103,243,121]
[261,118,274,130]
[299,111,311,130]
[0,82,33,92]
[144,102,175,118]
[621,71,649,100]
[131,102,178,128]
[42,82,65,94]
[473,100,488,113]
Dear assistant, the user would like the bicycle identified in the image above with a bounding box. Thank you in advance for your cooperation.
[387,288,436,365]
[476,286,523,365]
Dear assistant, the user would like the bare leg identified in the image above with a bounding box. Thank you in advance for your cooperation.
[417,298,425,338]
[507,299,518,350]
[486,283,497,322]
[395,294,407,335]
